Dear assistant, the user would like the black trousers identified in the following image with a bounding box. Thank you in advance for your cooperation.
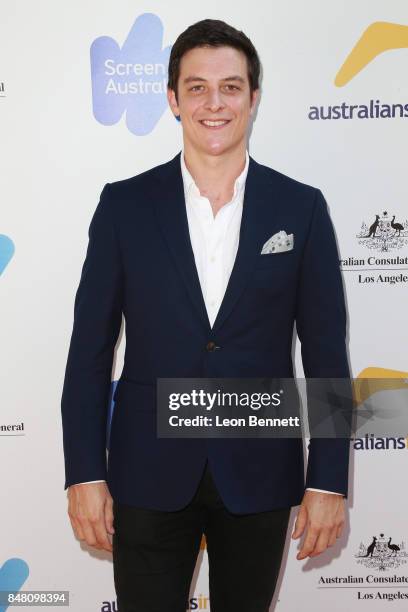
[112,461,291,612]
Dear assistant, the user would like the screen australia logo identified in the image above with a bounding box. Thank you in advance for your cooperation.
[90,13,171,135]
[309,22,408,121]
[356,533,408,571]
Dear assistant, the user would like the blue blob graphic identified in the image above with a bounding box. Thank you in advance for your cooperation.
[90,13,172,136]
[0,558,29,612]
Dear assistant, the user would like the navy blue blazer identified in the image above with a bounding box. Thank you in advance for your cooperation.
[61,151,351,513]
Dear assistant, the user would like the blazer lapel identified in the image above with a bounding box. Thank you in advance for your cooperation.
[153,151,272,335]
[211,155,270,334]
[153,152,211,331]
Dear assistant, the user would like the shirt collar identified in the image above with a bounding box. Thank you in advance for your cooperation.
[180,148,249,201]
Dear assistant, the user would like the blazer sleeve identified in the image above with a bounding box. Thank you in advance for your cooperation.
[61,183,124,489]
[295,188,352,496]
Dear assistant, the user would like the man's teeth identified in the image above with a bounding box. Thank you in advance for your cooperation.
[201,120,229,126]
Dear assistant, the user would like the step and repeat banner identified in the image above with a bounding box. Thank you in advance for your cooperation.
[1,1,407,610]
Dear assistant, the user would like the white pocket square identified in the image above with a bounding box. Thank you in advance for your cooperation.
[261,230,294,254]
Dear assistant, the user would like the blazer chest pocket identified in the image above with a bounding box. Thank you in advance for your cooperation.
[255,248,296,269]
[249,249,297,293]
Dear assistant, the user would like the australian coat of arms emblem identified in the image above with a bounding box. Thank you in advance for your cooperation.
[357,211,408,252]
[356,533,408,571]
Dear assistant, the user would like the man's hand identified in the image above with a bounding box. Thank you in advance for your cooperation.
[67,482,114,552]
[291,490,345,560]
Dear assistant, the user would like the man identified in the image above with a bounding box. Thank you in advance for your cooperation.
[61,19,350,612]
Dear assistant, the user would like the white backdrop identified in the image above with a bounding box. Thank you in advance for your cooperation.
[1,1,408,610]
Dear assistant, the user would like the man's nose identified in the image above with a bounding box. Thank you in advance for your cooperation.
[204,89,225,112]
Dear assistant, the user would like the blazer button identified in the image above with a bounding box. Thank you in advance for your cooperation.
[206,341,219,351]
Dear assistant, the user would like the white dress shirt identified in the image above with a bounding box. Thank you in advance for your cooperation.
[181,148,249,328]
[75,149,340,495]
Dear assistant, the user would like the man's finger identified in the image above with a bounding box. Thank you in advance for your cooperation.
[296,525,318,560]
[328,527,337,547]
[292,505,307,539]
[93,518,113,552]
[80,520,102,550]
[69,515,85,541]
[309,528,330,557]
[104,497,115,535]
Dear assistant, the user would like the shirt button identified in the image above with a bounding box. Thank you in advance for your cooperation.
[210,255,216,262]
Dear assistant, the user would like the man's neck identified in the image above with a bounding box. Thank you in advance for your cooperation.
[182,143,247,214]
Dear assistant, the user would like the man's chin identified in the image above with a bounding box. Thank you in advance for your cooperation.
[199,141,235,157]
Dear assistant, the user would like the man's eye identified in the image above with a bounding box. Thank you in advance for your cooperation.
[189,85,239,92]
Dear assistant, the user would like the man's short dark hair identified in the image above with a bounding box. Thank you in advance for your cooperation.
[168,19,261,101]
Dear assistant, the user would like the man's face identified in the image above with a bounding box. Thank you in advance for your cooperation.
[167,45,259,157]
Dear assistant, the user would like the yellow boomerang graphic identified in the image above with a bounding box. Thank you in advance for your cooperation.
[353,367,408,407]
[335,22,408,87]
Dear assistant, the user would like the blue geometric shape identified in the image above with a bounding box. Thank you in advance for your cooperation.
[0,236,15,275]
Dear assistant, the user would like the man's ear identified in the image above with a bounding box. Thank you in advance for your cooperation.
[250,88,260,115]
[167,87,180,119]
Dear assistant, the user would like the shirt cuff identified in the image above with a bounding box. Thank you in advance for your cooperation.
[71,480,106,485]
[306,487,342,495]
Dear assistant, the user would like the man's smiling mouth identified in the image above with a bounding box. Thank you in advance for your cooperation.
[199,119,231,128]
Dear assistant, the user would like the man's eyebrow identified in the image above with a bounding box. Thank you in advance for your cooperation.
[183,75,246,84]
[222,75,245,83]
